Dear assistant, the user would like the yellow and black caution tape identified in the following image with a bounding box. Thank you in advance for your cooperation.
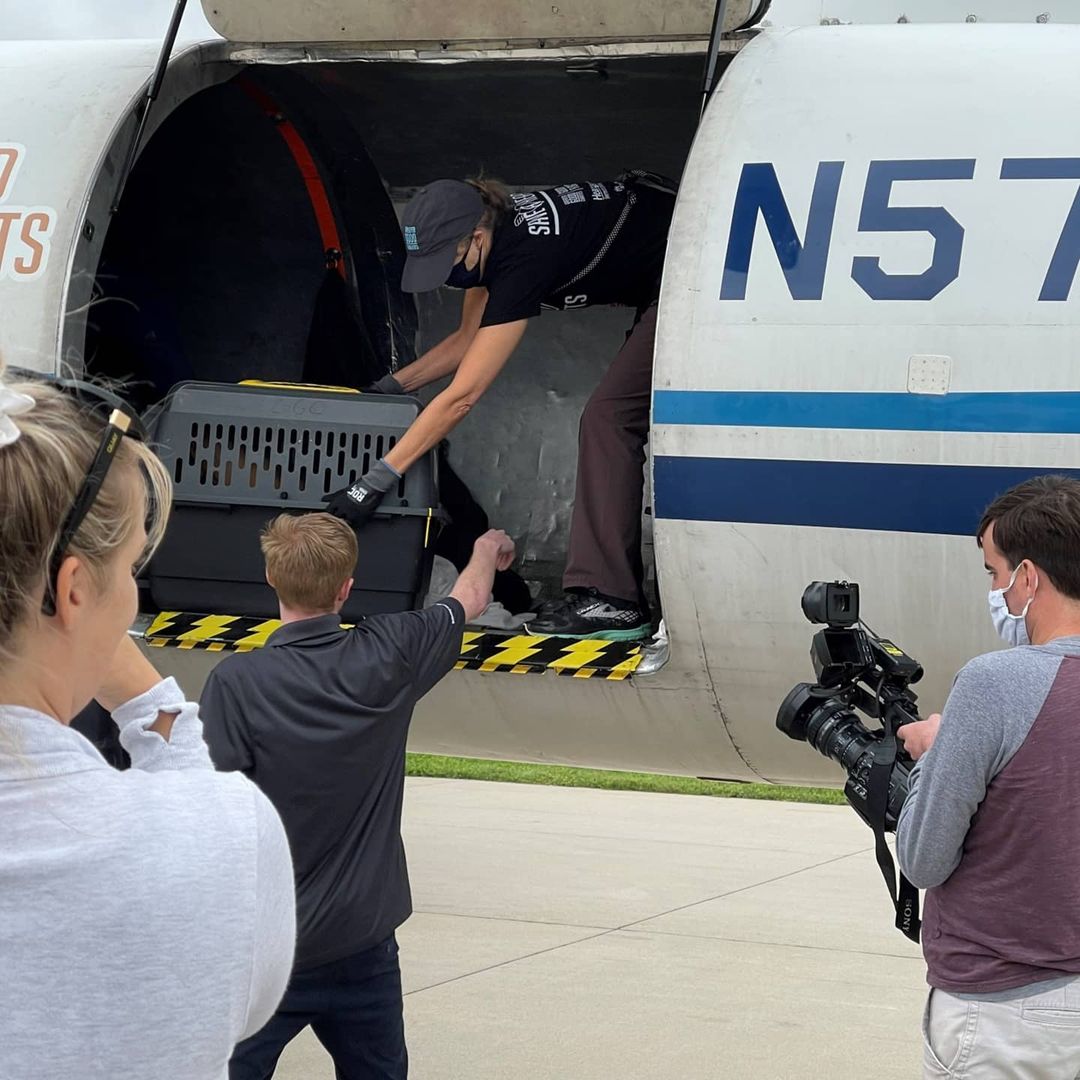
[141,612,643,680]
[142,612,284,653]
[454,631,642,680]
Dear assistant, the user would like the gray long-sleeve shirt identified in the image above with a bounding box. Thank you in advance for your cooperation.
[897,636,1080,995]
[0,678,296,1080]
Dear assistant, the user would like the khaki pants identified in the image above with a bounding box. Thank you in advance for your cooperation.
[923,980,1080,1079]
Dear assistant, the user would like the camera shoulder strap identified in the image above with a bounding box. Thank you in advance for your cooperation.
[867,720,921,943]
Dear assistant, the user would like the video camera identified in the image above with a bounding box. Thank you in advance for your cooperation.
[776,582,924,939]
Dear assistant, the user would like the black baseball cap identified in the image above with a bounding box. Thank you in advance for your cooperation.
[400,180,485,293]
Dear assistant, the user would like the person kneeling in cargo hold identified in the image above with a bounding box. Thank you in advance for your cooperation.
[200,512,513,1080]
[323,174,675,642]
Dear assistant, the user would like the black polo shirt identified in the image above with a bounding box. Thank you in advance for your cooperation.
[199,599,464,971]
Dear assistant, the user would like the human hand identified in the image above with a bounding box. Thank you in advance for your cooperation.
[475,529,515,572]
[95,636,162,713]
[897,713,942,762]
[364,373,405,395]
[322,460,400,528]
[322,480,385,529]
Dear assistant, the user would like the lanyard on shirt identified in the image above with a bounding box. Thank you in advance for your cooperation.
[553,189,639,295]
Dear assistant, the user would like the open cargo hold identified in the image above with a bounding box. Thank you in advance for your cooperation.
[83,51,707,600]
[146,382,440,619]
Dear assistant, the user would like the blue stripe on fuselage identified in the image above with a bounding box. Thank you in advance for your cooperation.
[653,390,1080,434]
[653,457,1080,535]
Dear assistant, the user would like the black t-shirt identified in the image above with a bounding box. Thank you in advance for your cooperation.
[476,179,675,328]
[200,600,464,971]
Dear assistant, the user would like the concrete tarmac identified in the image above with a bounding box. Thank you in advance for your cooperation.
[275,778,926,1079]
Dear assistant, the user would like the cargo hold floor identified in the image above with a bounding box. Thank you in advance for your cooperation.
[136,612,645,681]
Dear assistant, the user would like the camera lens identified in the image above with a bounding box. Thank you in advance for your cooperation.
[803,700,876,771]
[776,684,818,741]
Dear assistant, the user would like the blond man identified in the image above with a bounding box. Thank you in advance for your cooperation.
[200,513,513,1080]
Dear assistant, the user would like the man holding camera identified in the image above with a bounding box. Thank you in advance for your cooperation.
[199,512,514,1079]
[896,475,1080,1078]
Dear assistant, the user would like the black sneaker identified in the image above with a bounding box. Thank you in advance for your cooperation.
[526,590,651,641]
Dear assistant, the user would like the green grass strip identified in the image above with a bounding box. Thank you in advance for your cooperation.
[406,753,846,806]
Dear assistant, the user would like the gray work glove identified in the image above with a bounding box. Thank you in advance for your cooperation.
[322,458,401,529]
[364,373,405,395]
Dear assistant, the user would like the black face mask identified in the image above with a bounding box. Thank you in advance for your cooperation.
[445,240,483,289]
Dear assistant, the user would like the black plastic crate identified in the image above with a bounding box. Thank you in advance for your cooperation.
[146,381,440,620]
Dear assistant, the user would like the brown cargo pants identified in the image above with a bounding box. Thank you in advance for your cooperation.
[563,302,658,606]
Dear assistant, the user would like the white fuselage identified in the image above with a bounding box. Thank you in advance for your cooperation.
[2,2,1076,785]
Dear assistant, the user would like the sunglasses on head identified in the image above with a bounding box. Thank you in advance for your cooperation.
[11,370,147,617]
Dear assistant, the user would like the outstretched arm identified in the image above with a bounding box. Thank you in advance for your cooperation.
[391,288,490,393]
[449,529,516,621]
[384,318,527,474]
[323,316,528,528]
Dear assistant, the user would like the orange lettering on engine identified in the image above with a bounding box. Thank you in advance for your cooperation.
[14,212,51,276]
[0,147,19,202]
[0,211,20,268]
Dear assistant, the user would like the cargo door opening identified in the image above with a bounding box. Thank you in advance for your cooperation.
[84,68,413,411]
[82,51,703,630]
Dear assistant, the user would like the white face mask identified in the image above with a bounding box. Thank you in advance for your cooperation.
[988,562,1038,647]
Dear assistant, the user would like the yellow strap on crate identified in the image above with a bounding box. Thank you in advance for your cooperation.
[238,380,360,394]
[142,612,643,679]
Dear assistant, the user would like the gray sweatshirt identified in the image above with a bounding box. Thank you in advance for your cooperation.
[897,636,1080,995]
[0,678,296,1080]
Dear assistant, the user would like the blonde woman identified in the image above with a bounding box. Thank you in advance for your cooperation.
[0,369,296,1080]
